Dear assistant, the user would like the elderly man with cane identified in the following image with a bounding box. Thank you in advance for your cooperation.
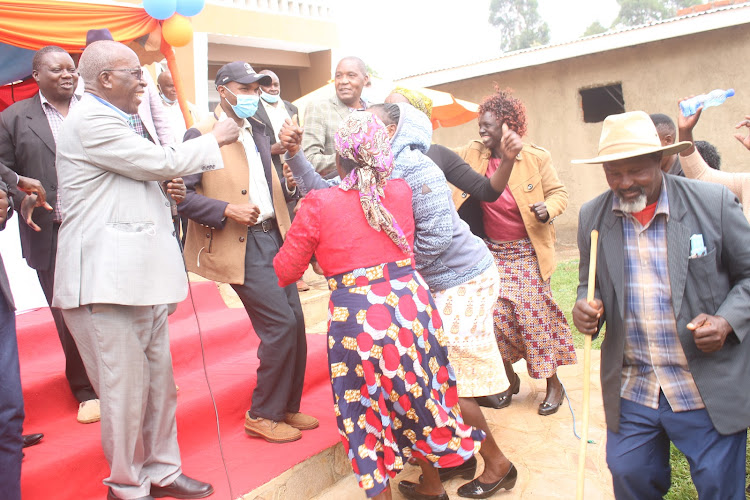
[572,111,750,499]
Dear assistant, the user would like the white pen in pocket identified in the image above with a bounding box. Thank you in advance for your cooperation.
[689,234,707,258]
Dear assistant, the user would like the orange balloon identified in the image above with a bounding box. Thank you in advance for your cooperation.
[161,14,193,47]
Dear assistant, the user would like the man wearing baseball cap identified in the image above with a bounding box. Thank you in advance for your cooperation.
[179,62,314,443]
[572,111,750,499]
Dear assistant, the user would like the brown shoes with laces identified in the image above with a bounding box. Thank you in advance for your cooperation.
[245,412,301,443]
[284,412,319,430]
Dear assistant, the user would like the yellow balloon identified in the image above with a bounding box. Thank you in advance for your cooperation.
[162,14,193,47]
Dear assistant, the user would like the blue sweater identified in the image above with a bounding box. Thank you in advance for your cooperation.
[286,103,492,291]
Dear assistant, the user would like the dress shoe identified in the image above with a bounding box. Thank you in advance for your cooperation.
[151,474,214,499]
[78,398,101,424]
[538,391,564,416]
[398,480,449,500]
[457,463,517,499]
[285,412,319,430]
[296,279,311,292]
[22,433,43,448]
[107,487,154,500]
[419,455,477,482]
[475,373,520,409]
[245,412,301,443]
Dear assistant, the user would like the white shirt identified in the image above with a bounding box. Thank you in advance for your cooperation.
[260,98,291,143]
[161,99,188,144]
[218,112,275,221]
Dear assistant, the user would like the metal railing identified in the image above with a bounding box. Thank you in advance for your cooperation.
[207,0,335,18]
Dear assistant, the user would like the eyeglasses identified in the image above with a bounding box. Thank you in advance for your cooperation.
[101,68,143,80]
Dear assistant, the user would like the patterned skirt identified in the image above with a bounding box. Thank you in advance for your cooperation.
[486,238,577,379]
[432,264,509,397]
[326,259,485,498]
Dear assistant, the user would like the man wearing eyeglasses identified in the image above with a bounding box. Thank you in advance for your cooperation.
[53,40,239,500]
[0,45,102,426]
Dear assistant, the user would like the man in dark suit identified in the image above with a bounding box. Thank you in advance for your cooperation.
[0,45,99,424]
[179,62,314,445]
[572,111,750,499]
[0,173,23,500]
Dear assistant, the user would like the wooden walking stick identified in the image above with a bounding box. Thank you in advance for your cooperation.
[576,229,599,500]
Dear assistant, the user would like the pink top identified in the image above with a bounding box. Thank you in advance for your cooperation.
[273,179,415,287]
[481,158,528,242]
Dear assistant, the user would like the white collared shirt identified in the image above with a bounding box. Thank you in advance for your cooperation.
[260,98,291,143]
[218,112,274,221]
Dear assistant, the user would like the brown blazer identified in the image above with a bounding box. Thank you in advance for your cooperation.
[180,110,293,284]
[452,140,568,281]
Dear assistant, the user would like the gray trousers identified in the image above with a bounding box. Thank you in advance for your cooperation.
[63,304,181,498]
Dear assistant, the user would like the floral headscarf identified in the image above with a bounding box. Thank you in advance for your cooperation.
[335,112,410,253]
[391,87,433,119]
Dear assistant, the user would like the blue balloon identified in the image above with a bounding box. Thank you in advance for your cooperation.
[143,0,177,20]
[176,0,205,17]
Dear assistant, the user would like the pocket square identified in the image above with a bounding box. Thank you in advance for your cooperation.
[689,234,707,258]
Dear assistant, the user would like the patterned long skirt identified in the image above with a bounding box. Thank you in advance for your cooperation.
[326,259,485,498]
[486,238,577,379]
[432,264,509,397]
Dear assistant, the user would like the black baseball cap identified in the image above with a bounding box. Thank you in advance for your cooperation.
[215,62,271,87]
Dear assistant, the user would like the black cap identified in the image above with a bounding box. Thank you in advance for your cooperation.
[215,62,271,88]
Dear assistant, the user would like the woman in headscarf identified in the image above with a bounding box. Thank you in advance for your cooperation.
[453,89,577,416]
[273,112,484,500]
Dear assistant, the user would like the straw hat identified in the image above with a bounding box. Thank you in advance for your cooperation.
[572,111,691,164]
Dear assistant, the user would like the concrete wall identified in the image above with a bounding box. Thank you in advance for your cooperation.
[430,24,750,246]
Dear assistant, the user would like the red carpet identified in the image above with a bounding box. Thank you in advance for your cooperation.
[17,282,339,500]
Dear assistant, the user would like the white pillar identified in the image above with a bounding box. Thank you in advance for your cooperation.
[193,32,209,114]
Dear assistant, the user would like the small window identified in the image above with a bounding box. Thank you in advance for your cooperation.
[580,84,625,123]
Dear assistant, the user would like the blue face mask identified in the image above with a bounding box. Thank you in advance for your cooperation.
[223,86,259,119]
[160,92,176,105]
[261,90,279,104]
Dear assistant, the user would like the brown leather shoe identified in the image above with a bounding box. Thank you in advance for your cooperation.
[107,487,154,500]
[285,412,319,430]
[245,412,301,443]
[296,279,311,292]
[150,474,214,499]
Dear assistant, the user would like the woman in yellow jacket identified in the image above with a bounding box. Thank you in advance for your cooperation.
[453,90,577,416]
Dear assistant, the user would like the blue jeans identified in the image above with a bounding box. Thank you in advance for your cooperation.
[0,297,24,500]
[607,393,746,499]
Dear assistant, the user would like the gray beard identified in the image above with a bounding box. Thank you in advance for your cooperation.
[617,193,648,213]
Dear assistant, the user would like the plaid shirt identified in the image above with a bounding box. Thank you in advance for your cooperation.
[127,114,154,142]
[615,180,705,412]
[39,92,77,222]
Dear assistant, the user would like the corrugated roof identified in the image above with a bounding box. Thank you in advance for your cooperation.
[396,2,750,85]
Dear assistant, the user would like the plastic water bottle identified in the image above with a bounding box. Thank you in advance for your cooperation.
[680,88,735,117]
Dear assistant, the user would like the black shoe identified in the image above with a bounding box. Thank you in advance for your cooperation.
[419,455,477,482]
[475,373,520,409]
[107,488,154,500]
[22,433,43,448]
[538,391,564,416]
[398,480,448,500]
[150,474,214,499]
[457,463,517,499]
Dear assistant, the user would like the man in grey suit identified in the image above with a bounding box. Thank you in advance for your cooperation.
[572,111,750,499]
[301,56,368,177]
[53,40,238,500]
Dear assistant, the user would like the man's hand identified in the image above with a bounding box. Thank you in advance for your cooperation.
[529,201,549,222]
[270,142,286,156]
[224,203,260,226]
[279,116,304,157]
[677,96,702,134]
[687,313,733,353]
[734,115,750,151]
[211,119,240,147]
[166,178,186,204]
[572,298,604,335]
[17,175,49,207]
[283,163,297,190]
[20,194,44,231]
[0,189,9,226]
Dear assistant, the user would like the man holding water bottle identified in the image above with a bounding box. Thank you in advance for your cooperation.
[572,110,750,500]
